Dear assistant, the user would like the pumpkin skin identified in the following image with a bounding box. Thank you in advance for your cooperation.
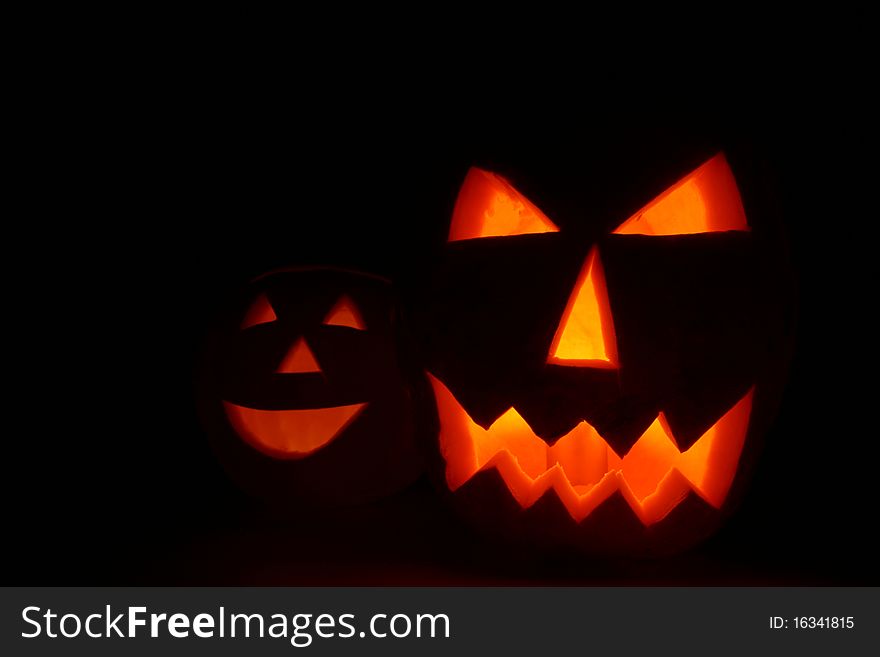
[198,267,423,506]
[412,141,794,555]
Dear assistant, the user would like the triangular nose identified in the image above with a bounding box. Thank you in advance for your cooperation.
[548,246,618,368]
[277,337,322,374]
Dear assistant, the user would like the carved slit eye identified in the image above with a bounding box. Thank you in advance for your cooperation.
[448,167,560,242]
[241,293,277,329]
[322,295,367,330]
[613,153,748,236]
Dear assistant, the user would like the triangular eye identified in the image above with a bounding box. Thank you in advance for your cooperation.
[323,296,367,330]
[241,293,277,329]
[448,167,560,242]
[613,153,748,236]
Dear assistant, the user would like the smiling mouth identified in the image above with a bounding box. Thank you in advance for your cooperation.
[428,374,753,525]
[223,402,367,459]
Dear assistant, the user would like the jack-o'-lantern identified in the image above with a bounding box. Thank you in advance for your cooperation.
[413,143,793,555]
[198,267,423,506]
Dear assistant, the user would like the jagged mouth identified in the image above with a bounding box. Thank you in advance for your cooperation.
[223,401,367,459]
[428,374,753,526]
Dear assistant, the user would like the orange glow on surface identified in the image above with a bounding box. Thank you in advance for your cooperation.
[277,338,322,374]
[323,296,367,330]
[448,167,560,242]
[548,247,618,367]
[613,154,748,236]
[224,401,366,459]
[428,374,753,525]
[241,293,277,329]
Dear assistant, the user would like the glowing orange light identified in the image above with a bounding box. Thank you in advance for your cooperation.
[448,167,560,242]
[224,401,366,459]
[429,374,752,525]
[323,296,367,330]
[241,293,277,329]
[613,153,748,236]
[548,246,618,367]
[277,338,322,374]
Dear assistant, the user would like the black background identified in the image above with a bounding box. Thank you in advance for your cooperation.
[8,98,877,585]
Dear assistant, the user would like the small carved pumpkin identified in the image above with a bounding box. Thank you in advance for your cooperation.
[199,267,423,506]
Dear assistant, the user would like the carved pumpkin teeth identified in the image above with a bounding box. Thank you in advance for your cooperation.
[428,373,753,525]
[223,402,367,459]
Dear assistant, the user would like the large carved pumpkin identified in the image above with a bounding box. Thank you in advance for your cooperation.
[413,143,794,555]
[198,267,423,506]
